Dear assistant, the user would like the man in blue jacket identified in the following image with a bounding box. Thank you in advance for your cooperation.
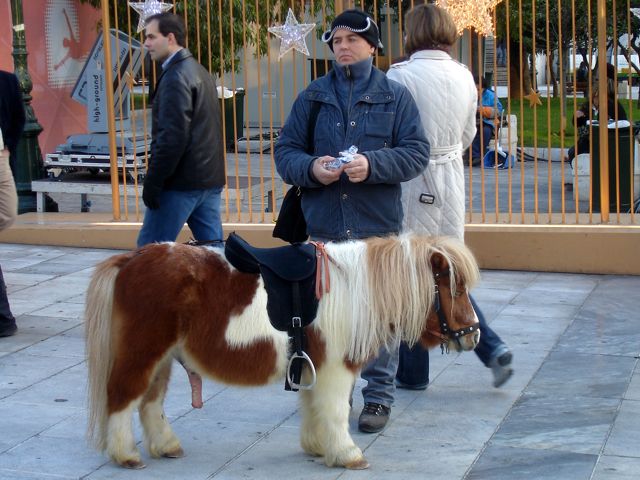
[275,9,430,433]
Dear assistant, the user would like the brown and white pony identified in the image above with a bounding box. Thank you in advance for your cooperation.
[85,234,480,470]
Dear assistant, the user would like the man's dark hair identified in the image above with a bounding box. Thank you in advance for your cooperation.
[146,13,186,47]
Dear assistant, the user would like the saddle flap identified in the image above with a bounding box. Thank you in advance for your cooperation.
[225,232,316,281]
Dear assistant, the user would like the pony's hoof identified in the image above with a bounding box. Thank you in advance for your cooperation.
[120,459,146,469]
[162,447,185,459]
[345,457,369,470]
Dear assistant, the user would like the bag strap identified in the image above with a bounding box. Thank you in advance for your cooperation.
[306,101,321,155]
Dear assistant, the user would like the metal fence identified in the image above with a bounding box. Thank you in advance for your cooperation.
[97,0,639,226]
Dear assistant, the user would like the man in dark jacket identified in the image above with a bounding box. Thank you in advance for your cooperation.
[0,70,25,337]
[275,9,430,433]
[0,70,26,172]
[137,13,225,247]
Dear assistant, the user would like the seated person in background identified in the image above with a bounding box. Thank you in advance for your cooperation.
[576,61,589,83]
[469,74,503,166]
[566,84,628,165]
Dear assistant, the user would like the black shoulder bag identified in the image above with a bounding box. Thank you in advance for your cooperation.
[272,101,321,243]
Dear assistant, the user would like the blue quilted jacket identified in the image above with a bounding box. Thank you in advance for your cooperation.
[275,59,430,240]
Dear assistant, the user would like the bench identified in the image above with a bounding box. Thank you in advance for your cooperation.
[32,174,265,213]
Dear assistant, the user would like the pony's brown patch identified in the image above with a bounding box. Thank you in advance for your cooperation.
[106,244,280,414]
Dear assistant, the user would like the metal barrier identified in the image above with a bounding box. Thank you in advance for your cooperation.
[91,0,637,226]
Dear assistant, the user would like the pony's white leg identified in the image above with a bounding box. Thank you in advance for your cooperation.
[303,362,368,469]
[299,388,324,457]
[139,361,183,459]
[106,401,145,469]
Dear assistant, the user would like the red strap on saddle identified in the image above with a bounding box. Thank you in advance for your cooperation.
[310,241,330,300]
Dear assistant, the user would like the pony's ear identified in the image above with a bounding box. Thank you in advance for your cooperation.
[430,251,447,272]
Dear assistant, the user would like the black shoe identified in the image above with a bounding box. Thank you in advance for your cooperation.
[0,321,17,337]
[471,157,482,166]
[358,402,390,433]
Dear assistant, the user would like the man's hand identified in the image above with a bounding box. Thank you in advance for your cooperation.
[142,182,162,210]
[312,156,344,185]
[344,154,369,183]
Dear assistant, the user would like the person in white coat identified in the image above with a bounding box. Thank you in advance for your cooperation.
[378,3,512,393]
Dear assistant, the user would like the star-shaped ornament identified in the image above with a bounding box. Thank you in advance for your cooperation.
[268,8,315,60]
[437,0,503,36]
[129,0,173,33]
[524,90,542,108]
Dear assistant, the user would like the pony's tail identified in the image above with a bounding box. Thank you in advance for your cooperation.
[85,255,126,451]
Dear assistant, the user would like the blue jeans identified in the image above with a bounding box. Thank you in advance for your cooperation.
[360,339,400,408]
[470,296,507,366]
[137,187,223,248]
[371,295,508,395]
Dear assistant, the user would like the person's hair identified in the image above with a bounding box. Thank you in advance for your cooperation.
[146,13,186,47]
[472,72,491,90]
[403,4,458,56]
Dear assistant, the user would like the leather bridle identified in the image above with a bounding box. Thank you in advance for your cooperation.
[428,268,479,353]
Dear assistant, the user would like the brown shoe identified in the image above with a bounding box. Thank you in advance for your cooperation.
[358,402,390,433]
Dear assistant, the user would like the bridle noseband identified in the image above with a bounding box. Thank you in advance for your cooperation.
[430,269,479,353]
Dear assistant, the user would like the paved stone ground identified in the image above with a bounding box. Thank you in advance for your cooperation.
[0,243,638,479]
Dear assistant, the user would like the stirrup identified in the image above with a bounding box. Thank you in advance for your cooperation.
[286,351,316,390]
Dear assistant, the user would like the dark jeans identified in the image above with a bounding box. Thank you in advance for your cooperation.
[0,265,15,326]
[396,296,505,386]
[471,123,495,161]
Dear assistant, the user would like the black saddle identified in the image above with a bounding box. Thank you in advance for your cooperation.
[224,232,319,332]
[225,232,320,391]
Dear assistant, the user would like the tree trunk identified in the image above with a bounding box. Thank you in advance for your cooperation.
[508,39,533,98]
[549,50,558,98]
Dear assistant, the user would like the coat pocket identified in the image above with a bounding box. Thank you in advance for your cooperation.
[362,111,394,150]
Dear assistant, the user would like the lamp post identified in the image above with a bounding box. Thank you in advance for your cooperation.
[11,0,45,213]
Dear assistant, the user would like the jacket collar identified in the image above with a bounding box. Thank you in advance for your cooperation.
[409,50,451,61]
[305,63,391,104]
[162,48,192,71]
[152,49,193,102]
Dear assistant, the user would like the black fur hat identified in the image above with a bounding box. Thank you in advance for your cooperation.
[321,9,384,52]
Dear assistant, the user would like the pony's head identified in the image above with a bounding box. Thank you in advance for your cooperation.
[365,235,480,355]
[415,235,480,352]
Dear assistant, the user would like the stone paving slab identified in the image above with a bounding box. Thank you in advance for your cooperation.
[0,243,638,479]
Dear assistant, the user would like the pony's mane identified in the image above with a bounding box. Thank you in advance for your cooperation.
[315,235,479,364]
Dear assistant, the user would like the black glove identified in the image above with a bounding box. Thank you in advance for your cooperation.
[142,181,162,210]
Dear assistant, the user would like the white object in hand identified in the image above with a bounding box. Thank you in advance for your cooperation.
[324,145,358,170]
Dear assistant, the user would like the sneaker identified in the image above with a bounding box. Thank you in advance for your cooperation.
[0,321,17,337]
[489,350,513,388]
[358,402,390,433]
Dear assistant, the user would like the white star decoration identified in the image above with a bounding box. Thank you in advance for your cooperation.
[437,0,503,37]
[129,0,173,33]
[268,8,315,60]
